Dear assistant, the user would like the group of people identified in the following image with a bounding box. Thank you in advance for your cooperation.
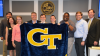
[0,12,23,56]
[0,9,100,56]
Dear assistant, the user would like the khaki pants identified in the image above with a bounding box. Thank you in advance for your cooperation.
[67,38,74,56]
[3,40,7,56]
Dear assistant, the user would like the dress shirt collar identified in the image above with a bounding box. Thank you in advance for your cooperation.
[88,17,94,23]
[89,17,94,21]
[41,21,46,23]
[32,20,37,23]
[77,18,83,22]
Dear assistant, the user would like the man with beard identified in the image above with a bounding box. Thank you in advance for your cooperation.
[60,12,76,56]
[0,12,12,56]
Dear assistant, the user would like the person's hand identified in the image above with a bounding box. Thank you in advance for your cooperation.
[94,41,98,46]
[81,41,85,46]
[58,23,60,25]
[1,37,4,40]
[25,22,28,23]
[33,21,36,24]
[65,22,69,25]
[6,41,8,46]
[12,43,16,48]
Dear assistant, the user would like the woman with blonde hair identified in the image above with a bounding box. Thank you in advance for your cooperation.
[12,16,23,56]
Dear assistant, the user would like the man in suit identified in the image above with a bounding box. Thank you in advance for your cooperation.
[40,14,47,23]
[27,12,40,24]
[0,12,12,56]
[85,9,100,56]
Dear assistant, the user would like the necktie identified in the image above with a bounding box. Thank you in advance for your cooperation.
[88,19,91,30]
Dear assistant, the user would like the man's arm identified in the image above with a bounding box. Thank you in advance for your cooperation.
[65,20,76,32]
[82,21,88,41]
[94,20,100,45]
[69,21,76,32]
[81,21,88,46]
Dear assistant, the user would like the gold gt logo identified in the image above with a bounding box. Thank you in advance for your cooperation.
[27,28,62,49]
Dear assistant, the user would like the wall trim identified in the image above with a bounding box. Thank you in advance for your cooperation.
[12,12,31,15]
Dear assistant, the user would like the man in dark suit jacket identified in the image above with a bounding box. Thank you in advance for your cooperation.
[85,9,100,56]
[0,12,12,56]
[27,12,40,24]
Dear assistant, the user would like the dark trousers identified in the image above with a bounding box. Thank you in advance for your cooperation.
[75,38,85,56]
[86,42,98,56]
[14,41,21,56]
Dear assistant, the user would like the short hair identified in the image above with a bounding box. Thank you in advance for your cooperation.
[7,17,16,26]
[40,14,46,17]
[16,16,23,24]
[6,12,12,16]
[65,12,70,16]
[75,11,83,16]
[63,12,70,19]
[51,15,56,19]
[31,12,37,15]
[88,9,95,13]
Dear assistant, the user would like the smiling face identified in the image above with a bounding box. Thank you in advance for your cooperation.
[40,15,46,22]
[31,13,37,20]
[16,17,22,24]
[9,18,14,24]
[88,10,95,19]
[50,16,56,23]
[76,13,82,21]
[63,13,69,21]
[6,13,12,19]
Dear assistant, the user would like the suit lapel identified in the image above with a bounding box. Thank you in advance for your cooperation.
[88,18,96,31]
[85,19,89,22]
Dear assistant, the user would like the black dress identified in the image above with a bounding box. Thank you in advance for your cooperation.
[7,25,15,50]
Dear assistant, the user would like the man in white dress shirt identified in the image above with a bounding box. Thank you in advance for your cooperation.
[74,11,88,56]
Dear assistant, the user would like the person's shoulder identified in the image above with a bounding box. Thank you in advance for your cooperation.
[84,19,89,22]
[13,24,18,28]
[27,20,32,23]
[1,18,6,22]
[60,20,63,22]
[83,19,88,23]
[6,24,10,27]
[68,19,74,23]
[37,20,41,22]
[94,18,99,21]
[60,20,64,24]
[1,18,7,24]
[82,19,88,24]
